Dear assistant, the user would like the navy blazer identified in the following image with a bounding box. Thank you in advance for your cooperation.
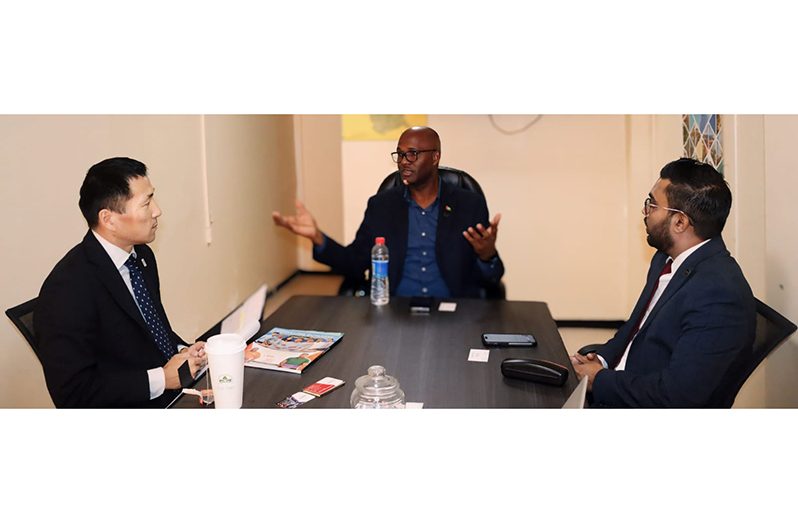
[592,237,756,407]
[314,179,505,298]
[35,231,186,408]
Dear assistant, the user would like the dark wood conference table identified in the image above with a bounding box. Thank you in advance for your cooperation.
[172,295,579,408]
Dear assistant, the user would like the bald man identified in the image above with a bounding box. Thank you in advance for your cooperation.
[273,126,504,298]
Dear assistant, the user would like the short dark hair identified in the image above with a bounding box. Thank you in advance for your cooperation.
[660,158,731,240]
[78,157,148,228]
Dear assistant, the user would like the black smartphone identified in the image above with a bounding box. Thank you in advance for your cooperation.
[482,333,537,347]
[409,296,434,313]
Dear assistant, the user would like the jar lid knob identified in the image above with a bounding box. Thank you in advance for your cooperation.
[367,365,385,377]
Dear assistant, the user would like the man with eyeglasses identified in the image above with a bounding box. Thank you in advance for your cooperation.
[570,158,756,407]
[272,126,504,298]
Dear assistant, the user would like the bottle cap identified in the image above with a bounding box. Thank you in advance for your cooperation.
[375,237,385,245]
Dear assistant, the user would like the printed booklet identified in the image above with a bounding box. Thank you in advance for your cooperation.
[244,327,344,374]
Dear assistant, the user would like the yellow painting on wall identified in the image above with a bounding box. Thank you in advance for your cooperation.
[342,115,427,141]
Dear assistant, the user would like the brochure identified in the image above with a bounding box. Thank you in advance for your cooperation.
[244,327,344,374]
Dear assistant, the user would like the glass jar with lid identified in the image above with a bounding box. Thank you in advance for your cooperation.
[350,365,406,408]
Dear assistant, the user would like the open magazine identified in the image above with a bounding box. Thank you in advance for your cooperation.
[244,327,344,374]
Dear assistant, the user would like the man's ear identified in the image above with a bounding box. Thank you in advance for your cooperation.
[671,212,691,233]
[98,209,114,232]
[432,151,441,166]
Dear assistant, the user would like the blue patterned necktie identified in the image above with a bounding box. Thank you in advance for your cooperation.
[124,253,176,360]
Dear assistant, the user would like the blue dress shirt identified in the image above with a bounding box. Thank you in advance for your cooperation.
[395,190,450,297]
[314,185,501,298]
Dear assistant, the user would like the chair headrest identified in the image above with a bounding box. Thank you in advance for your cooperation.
[377,166,484,196]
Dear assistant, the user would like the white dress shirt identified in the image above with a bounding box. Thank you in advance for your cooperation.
[606,239,712,371]
[91,230,167,399]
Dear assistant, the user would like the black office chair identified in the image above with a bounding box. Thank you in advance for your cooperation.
[5,297,40,361]
[578,297,797,408]
[715,298,797,408]
[377,165,485,195]
[337,166,506,299]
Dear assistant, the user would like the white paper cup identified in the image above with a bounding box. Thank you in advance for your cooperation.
[205,333,246,409]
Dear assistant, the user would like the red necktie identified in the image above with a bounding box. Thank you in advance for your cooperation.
[615,259,673,368]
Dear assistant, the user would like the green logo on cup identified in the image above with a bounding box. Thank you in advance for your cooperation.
[219,375,233,384]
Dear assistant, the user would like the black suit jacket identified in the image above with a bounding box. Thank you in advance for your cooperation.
[314,179,505,298]
[35,231,186,408]
[592,237,756,407]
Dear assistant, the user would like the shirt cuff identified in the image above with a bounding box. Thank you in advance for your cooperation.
[596,354,609,369]
[476,254,500,277]
[312,234,328,257]
[148,367,166,399]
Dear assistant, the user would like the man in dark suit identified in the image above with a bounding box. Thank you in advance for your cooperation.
[35,157,206,408]
[571,158,756,407]
[272,126,504,298]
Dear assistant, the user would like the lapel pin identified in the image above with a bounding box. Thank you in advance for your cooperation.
[444,205,453,216]
[141,258,147,267]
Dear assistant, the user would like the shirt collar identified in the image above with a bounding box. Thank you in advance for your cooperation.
[403,176,443,209]
[91,229,135,271]
[669,238,711,274]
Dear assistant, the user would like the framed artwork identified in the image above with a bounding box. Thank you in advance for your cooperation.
[343,114,427,141]
[683,114,723,173]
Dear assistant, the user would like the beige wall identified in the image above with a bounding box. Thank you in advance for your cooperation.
[762,115,798,407]
[723,115,768,406]
[292,115,344,271]
[717,115,798,407]
[0,115,297,407]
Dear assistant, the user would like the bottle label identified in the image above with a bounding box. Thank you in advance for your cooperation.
[372,260,388,279]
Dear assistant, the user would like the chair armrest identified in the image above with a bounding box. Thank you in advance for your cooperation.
[577,344,602,356]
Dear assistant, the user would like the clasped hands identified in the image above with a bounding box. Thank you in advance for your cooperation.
[570,351,604,390]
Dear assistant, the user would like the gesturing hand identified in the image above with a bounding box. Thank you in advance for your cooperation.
[463,213,502,261]
[272,200,324,245]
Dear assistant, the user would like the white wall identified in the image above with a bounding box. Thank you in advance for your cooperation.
[0,115,297,407]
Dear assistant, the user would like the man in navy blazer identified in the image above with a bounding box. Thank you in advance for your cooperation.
[571,158,756,407]
[273,127,504,298]
[36,158,206,408]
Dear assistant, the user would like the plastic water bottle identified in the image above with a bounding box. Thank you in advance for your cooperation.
[370,237,389,306]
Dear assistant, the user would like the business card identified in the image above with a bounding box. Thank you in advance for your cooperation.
[468,349,490,362]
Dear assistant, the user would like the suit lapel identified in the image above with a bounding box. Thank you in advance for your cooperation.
[386,188,409,285]
[81,231,150,334]
[627,252,670,326]
[637,237,727,337]
[436,178,458,254]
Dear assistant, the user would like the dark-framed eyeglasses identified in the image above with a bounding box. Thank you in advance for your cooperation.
[642,197,690,220]
[391,149,437,163]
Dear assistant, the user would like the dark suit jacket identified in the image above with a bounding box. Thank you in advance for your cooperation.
[35,231,186,408]
[591,237,756,407]
[314,179,505,298]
